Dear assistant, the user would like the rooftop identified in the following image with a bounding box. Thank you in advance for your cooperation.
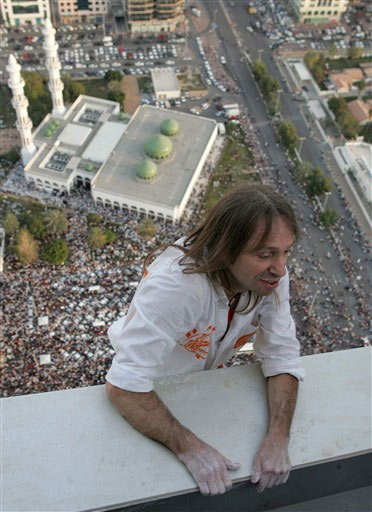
[151,67,180,94]
[2,347,371,512]
[25,95,122,181]
[92,105,217,209]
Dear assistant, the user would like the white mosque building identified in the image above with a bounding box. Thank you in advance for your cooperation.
[7,19,218,223]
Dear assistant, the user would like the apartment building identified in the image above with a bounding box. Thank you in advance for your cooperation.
[1,0,51,26]
[291,0,349,23]
[57,0,108,24]
[127,0,184,33]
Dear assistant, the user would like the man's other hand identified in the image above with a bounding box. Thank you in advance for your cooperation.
[178,441,240,496]
[251,434,291,493]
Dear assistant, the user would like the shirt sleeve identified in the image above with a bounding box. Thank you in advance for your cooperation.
[106,270,204,392]
[253,270,305,381]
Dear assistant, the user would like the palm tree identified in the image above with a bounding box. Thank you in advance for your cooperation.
[44,209,68,236]
[4,212,20,238]
[15,228,39,264]
[88,227,107,250]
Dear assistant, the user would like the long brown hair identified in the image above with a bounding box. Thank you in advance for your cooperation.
[143,184,300,313]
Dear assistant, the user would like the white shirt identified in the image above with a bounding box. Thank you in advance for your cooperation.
[106,241,305,392]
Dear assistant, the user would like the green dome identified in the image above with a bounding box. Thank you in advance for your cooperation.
[160,118,180,136]
[118,111,126,120]
[136,159,158,180]
[144,134,172,159]
[44,128,53,137]
[85,163,93,172]
[51,119,60,127]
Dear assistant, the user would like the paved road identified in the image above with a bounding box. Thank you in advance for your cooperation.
[202,0,370,343]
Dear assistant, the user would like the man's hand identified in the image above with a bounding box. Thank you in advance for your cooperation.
[177,440,240,496]
[251,434,291,493]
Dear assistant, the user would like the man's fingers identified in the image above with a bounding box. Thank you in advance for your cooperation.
[208,479,219,496]
[251,459,261,483]
[224,457,241,471]
[198,481,209,496]
[277,471,290,486]
[257,473,270,493]
[221,470,233,492]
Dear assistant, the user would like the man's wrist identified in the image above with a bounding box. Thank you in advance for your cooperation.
[165,423,200,457]
[265,428,290,444]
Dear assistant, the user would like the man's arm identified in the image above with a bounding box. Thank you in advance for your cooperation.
[251,373,299,492]
[105,382,240,496]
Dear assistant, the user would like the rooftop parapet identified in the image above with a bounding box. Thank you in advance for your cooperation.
[2,347,371,511]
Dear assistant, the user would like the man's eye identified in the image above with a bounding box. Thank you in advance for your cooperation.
[257,254,271,259]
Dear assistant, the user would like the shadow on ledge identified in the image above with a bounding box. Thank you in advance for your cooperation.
[118,454,372,512]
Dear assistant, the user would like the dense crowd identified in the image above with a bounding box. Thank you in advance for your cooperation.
[1,110,370,398]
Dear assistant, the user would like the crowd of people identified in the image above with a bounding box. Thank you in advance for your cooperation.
[1,104,370,398]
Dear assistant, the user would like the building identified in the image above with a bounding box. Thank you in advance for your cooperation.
[291,0,349,24]
[329,68,364,93]
[7,19,217,224]
[347,99,372,125]
[151,68,180,100]
[126,0,184,33]
[23,101,217,223]
[57,0,108,25]
[335,141,372,204]
[0,0,50,26]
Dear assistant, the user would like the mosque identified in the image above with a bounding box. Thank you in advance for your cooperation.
[7,20,218,223]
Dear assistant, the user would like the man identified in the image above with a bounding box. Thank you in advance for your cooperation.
[105,184,304,496]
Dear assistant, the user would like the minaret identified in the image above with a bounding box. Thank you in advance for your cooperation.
[42,18,66,117]
[6,54,36,165]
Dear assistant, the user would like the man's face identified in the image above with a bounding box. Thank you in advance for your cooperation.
[226,217,294,297]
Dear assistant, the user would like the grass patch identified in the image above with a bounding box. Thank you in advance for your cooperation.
[0,85,17,128]
[327,56,372,71]
[79,79,108,99]
[137,76,153,94]
[203,124,258,210]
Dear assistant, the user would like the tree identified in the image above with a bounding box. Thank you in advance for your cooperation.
[137,218,157,239]
[88,226,107,249]
[86,212,102,225]
[62,74,85,102]
[4,212,20,238]
[15,228,39,264]
[338,110,359,139]
[304,51,322,70]
[104,70,122,82]
[347,47,362,60]
[27,214,46,240]
[41,239,69,264]
[328,97,347,117]
[276,121,300,153]
[328,43,338,59]
[294,161,312,185]
[251,60,267,82]
[305,167,332,198]
[44,209,69,236]
[0,147,20,164]
[355,79,366,97]
[22,71,45,102]
[361,122,372,143]
[104,229,117,244]
[319,209,338,230]
[107,80,125,105]
[261,75,279,98]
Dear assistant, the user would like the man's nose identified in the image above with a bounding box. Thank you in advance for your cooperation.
[269,256,287,278]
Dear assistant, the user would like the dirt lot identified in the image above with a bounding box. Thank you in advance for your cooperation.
[122,76,141,114]
[0,129,20,154]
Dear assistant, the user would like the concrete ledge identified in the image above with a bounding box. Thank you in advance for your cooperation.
[2,347,371,512]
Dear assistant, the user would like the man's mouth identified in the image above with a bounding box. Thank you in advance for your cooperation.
[259,278,280,289]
